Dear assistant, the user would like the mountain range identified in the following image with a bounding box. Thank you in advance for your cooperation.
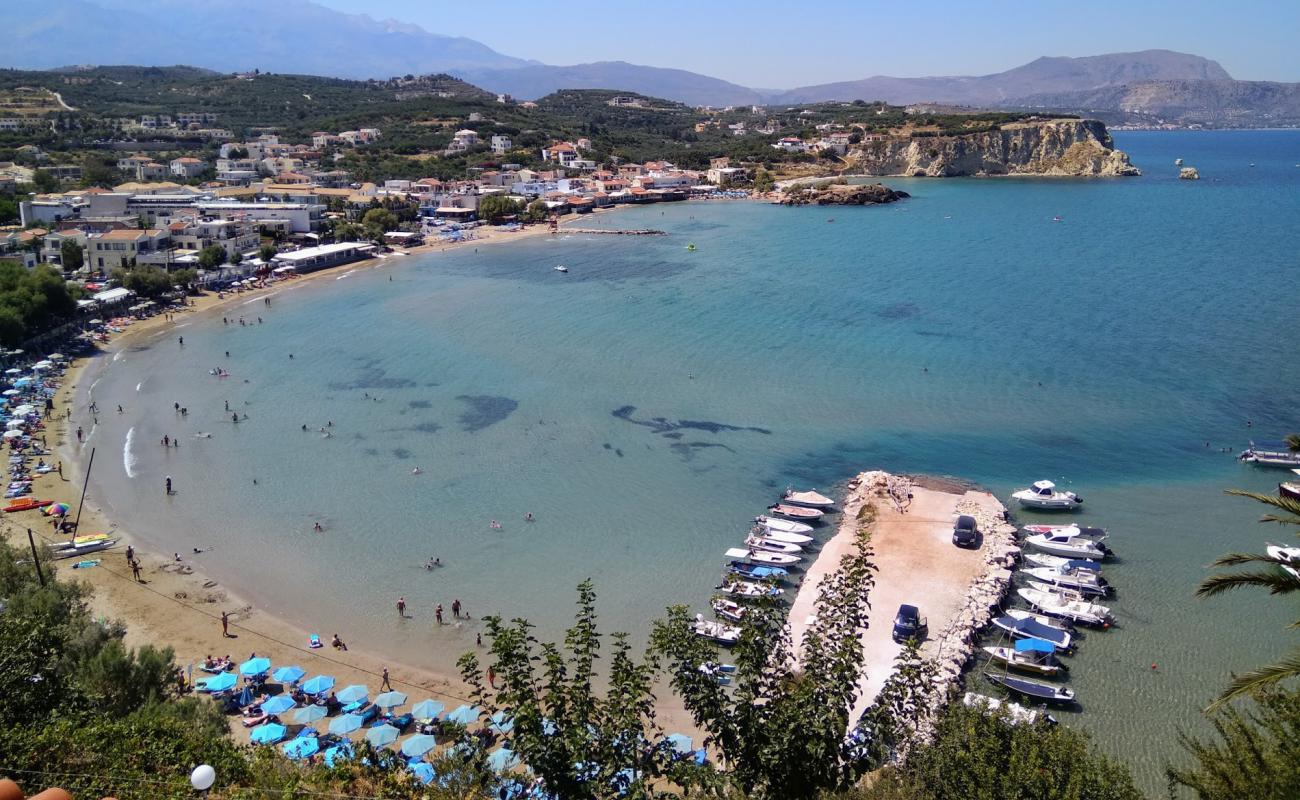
[6,0,1296,125]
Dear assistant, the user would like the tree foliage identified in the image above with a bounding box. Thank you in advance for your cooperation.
[112,265,172,298]
[361,207,398,242]
[477,194,521,224]
[60,238,84,272]
[0,262,79,346]
[1167,686,1300,800]
[197,244,227,270]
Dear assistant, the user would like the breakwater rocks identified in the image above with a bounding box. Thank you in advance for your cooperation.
[1179,167,1201,180]
[565,228,667,235]
[776,182,910,206]
[846,118,1141,178]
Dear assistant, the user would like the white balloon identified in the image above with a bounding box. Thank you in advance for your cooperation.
[190,764,216,791]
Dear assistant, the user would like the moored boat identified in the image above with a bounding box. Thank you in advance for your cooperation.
[1011,480,1083,510]
[767,503,823,521]
[716,579,783,599]
[751,525,813,545]
[726,561,788,581]
[1018,586,1112,627]
[985,673,1076,706]
[1021,566,1110,597]
[1022,524,1107,540]
[754,516,814,535]
[983,638,1067,677]
[963,692,1056,725]
[1266,543,1300,580]
[711,598,747,622]
[726,546,800,566]
[744,535,802,555]
[693,615,741,646]
[1239,441,1300,469]
[1024,552,1101,572]
[992,612,1073,650]
[782,489,835,508]
[1280,470,1300,501]
[1024,531,1110,560]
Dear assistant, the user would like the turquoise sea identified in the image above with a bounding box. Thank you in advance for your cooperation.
[80,131,1298,790]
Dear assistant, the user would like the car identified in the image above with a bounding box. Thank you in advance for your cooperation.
[952,514,979,548]
[891,604,927,643]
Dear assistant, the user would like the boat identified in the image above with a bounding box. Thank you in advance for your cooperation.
[1239,441,1300,469]
[985,673,1076,706]
[1280,469,1300,501]
[750,525,813,545]
[1023,532,1110,560]
[1017,586,1112,627]
[766,503,823,521]
[992,612,1073,650]
[1266,543,1300,580]
[711,598,747,622]
[963,692,1055,725]
[51,538,118,560]
[553,265,568,272]
[782,489,835,508]
[726,561,788,581]
[1175,158,1183,166]
[52,533,112,549]
[716,579,783,599]
[692,615,740,645]
[1022,523,1107,540]
[725,546,800,566]
[1011,481,1083,510]
[982,639,1067,677]
[744,535,802,555]
[3,498,51,512]
[1021,567,1110,597]
[754,516,814,535]
[1023,552,1101,572]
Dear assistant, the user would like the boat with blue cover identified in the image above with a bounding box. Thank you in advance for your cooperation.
[726,561,788,580]
[992,612,1073,650]
[982,638,1068,676]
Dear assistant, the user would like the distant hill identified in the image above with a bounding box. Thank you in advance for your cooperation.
[1007,79,1300,128]
[768,51,1232,105]
[456,62,763,108]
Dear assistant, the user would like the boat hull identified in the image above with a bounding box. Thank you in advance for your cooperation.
[755,516,814,535]
[982,647,1063,677]
[985,673,1076,706]
[767,504,823,521]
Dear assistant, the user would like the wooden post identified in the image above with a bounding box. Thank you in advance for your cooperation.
[26,528,45,587]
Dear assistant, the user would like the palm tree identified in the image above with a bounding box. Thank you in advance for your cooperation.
[1197,487,1300,709]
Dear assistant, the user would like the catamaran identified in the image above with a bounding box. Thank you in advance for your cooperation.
[1011,480,1083,510]
[754,516,814,535]
[782,489,835,508]
[51,538,118,559]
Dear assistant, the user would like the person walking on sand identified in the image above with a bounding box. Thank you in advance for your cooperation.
[76,426,83,443]
[452,598,461,619]
[165,476,172,495]
[125,544,134,564]
[435,604,443,625]
[380,667,392,692]
[396,596,406,617]
[221,611,230,638]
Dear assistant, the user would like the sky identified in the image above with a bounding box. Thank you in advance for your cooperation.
[314,0,1299,87]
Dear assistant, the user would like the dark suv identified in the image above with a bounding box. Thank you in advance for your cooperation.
[952,514,979,548]
[891,604,927,643]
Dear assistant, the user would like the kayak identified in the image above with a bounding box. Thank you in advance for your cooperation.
[4,498,52,512]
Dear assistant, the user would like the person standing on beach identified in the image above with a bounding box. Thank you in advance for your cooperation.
[130,560,142,582]
[76,426,82,443]
[396,596,406,617]
[125,544,134,564]
[165,476,172,495]
[380,667,392,692]
[221,611,230,638]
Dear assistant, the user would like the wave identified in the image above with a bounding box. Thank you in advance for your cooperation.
[123,426,137,478]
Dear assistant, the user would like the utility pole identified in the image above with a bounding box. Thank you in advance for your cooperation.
[26,528,45,587]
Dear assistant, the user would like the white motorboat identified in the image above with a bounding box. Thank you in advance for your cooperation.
[1012,480,1083,510]
[751,525,813,545]
[1021,566,1109,597]
[767,503,823,521]
[982,641,1066,677]
[711,598,747,622]
[782,488,835,508]
[717,579,783,599]
[553,265,568,273]
[51,538,118,559]
[1023,523,1107,540]
[993,611,1074,650]
[1024,552,1101,572]
[726,546,801,566]
[1266,543,1300,579]
[1240,441,1300,468]
[1024,532,1110,560]
[744,535,802,555]
[1280,469,1300,501]
[754,515,814,535]
[963,692,1055,726]
[1018,586,1112,627]
[693,615,741,645]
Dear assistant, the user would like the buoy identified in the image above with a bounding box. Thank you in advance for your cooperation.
[1151,663,1158,670]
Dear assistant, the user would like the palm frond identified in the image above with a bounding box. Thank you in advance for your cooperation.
[1207,650,1300,710]
[1196,569,1300,598]
[1223,489,1300,527]
[1208,552,1288,568]
[1285,433,1300,452]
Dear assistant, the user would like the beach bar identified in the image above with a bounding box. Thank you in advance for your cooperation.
[270,242,375,275]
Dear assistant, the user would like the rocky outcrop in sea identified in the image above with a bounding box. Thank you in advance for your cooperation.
[776,182,910,206]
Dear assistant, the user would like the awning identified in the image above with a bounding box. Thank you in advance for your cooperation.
[1014,638,1056,654]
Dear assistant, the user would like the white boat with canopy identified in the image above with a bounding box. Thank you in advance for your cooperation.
[1011,480,1083,510]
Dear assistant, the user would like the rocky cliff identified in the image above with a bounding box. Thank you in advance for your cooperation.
[845,119,1140,177]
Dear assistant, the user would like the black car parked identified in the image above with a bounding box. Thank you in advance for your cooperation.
[952,514,979,548]
[892,604,927,643]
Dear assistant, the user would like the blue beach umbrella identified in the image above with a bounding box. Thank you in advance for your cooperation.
[445,704,480,725]
[260,695,296,715]
[365,724,400,748]
[328,713,364,735]
[293,704,328,724]
[250,723,287,745]
[488,748,520,773]
[322,742,353,767]
[411,699,445,720]
[489,710,514,734]
[233,686,254,708]
[408,762,436,785]
[336,684,369,704]
[273,665,306,683]
[283,736,320,760]
[302,675,335,695]
[239,657,272,677]
[665,733,693,755]
[400,734,438,758]
[374,690,407,709]
[202,672,237,692]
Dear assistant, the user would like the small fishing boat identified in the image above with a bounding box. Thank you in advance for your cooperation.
[754,516,814,535]
[963,692,1055,725]
[716,579,783,599]
[726,546,801,566]
[726,561,788,581]
[51,538,118,560]
[1266,543,1300,580]
[1024,532,1110,560]
[1024,553,1101,572]
[4,498,51,512]
[983,638,1067,677]
[1280,469,1300,501]
[711,598,747,623]
[767,503,823,521]
[553,265,568,273]
[692,615,740,645]
[1011,481,1083,510]
[744,535,802,555]
[1021,566,1110,597]
[1018,586,1112,627]
[1239,441,1300,469]
[751,525,813,545]
[992,612,1073,650]
[782,489,835,508]
[985,673,1076,706]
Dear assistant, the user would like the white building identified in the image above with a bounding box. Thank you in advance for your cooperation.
[490,134,512,155]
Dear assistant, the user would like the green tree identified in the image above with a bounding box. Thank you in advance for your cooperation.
[74,640,181,717]
[229,250,243,266]
[525,199,550,222]
[1197,477,1300,707]
[652,523,876,799]
[1166,686,1300,800]
[31,169,59,193]
[332,221,362,242]
[361,207,398,242]
[197,245,227,270]
[112,265,172,298]
[753,169,775,193]
[259,243,278,262]
[60,239,84,272]
[169,268,198,290]
[477,194,521,224]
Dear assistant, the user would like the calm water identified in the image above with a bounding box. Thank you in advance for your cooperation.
[80,131,1299,790]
